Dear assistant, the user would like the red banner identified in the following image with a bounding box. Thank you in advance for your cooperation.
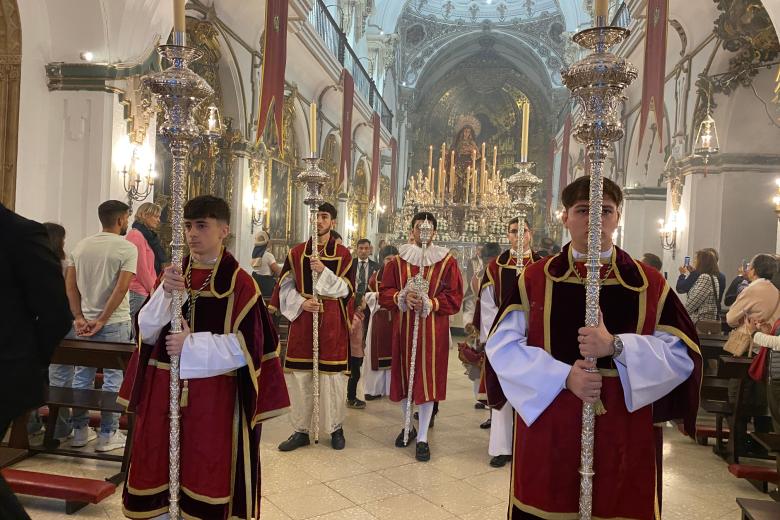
[390,137,398,209]
[559,115,572,199]
[370,112,380,203]
[637,0,668,153]
[339,70,355,191]
[547,138,557,211]
[256,0,288,144]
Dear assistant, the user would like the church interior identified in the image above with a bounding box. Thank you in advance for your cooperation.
[3,0,780,519]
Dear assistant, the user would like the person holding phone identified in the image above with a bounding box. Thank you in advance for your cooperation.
[724,259,752,306]
[676,247,725,304]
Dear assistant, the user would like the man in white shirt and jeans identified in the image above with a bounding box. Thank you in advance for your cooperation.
[60,200,137,452]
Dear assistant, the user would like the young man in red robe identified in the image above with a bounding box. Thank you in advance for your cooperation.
[486,176,702,519]
[362,244,399,399]
[118,195,290,519]
[475,218,541,468]
[273,202,355,451]
[379,212,463,461]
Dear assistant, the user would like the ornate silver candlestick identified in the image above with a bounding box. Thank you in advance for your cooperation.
[143,39,214,519]
[561,23,637,520]
[297,156,329,444]
[506,162,541,273]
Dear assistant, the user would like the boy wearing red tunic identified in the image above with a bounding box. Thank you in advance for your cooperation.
[379,212,463,462]
[274,202,354,451]
[475,218,540,468]
[118,196,290,519]
[486,177,702,519]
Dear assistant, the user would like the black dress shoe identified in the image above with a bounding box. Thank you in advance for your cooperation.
[490,454,511,468]
[474,402,486,409]
[364,394,381,401]
[480,418,492,429]
[415,441,431,462]
[278,432,310,452]
[346,398,366,409]
[395,427,417,448]
[330,428,345,450]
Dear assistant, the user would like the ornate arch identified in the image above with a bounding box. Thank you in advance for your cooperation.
[0,0,20,208]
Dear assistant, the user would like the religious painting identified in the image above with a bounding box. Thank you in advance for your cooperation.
[266,157,291,242]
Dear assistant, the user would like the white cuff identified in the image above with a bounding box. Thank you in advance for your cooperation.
[138,286,188,344]
[180,332,247,379]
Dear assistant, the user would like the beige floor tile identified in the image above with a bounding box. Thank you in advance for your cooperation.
[415,479,501,516]
[308,506,378,519]
[362,493,455,520]
[462,467,512,499]
[379,462,458,491]
[458,502,510,520]
[265,483,354,520]
[428,448,499,479]
[259,499,292,519]
[342,446,418,471]
[326,472,407,504]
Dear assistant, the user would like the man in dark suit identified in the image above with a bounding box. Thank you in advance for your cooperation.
[347,238,380,409]
[0,203,72,518]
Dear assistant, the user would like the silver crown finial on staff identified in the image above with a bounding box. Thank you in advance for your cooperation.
[506,163,541,272]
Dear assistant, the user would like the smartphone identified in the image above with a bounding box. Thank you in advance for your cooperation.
[742,260,749,273]
[683,256,691,268]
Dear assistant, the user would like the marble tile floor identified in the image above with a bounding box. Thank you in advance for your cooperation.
[15,349,774,519]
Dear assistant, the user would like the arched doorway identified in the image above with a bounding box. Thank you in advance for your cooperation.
[0,0,20,209]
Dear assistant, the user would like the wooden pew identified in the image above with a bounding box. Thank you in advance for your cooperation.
[1,338,135,513]
[729,432,780,498]
[736,497,780,519]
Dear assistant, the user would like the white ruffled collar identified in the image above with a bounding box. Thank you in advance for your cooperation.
[399,243,449,267]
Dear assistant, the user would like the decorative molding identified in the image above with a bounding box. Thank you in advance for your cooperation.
[622,185,667,201]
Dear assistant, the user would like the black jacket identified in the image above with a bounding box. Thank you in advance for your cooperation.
[352,258,379,293]
[0,204,72,418]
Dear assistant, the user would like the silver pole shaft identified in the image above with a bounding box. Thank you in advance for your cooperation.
[310,208,321,444]
[403,239,427,445]
[167,139,189,520]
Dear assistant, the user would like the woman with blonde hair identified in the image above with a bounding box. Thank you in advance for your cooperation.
[126,202,166,317]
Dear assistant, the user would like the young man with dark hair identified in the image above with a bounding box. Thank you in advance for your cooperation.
[486,176,701,518]
[118,195,290,518]
[476,218,541,468]
[273,202,355,451]
[346,238,379,409]
[380,211,463,461]
[60,199,137,451]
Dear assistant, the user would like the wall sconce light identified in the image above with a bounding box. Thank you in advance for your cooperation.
[346,218,358,248]
[251,189,267,231]
[120,138,156,211]
[659,210,683,259]
[772,178,780,219]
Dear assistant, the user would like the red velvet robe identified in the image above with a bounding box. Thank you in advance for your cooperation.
[118,249,290,520]
[368,270,392,371]
[492,244,702,520]
[273,237,354,373]
[379,251,463,404]
[475,250,540,407]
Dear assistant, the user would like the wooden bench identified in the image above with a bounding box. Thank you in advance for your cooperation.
[2,468,116,514]
[2,338,135,485]
[736,497,780,520]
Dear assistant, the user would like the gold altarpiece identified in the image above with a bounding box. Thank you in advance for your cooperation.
[0,0,20,209]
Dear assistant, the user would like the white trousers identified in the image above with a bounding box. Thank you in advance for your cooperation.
[285,371,347,435]
[488,403,514,457]
[363,367,391,396]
